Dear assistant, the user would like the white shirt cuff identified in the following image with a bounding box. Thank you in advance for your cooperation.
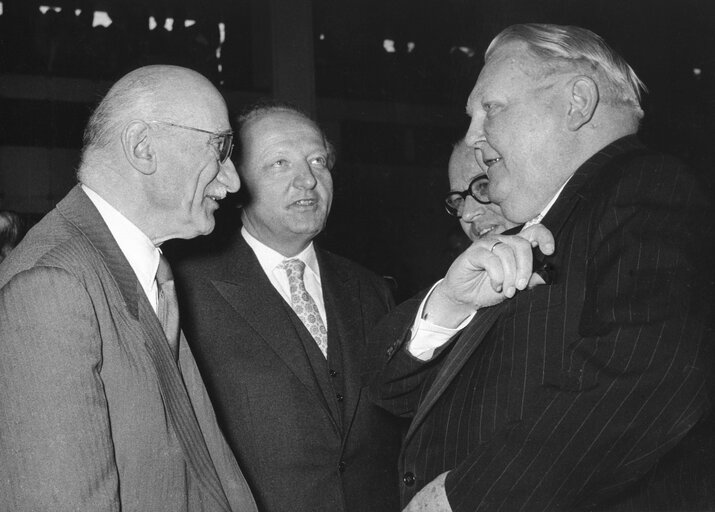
[407,280,476,361]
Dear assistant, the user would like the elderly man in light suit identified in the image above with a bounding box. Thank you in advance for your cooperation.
[0,65,257,512]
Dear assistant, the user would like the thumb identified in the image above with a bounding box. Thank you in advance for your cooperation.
[520,224,555,255]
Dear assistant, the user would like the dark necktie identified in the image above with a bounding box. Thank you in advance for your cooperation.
[501,224,525,235]
[280,258,328,358]
[156,255,180,362]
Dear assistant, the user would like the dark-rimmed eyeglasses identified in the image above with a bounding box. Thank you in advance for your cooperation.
[444,174,491,217]
[150,121,234,164]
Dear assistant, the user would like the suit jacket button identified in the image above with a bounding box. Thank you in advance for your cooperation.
[336,393,344,402]
[403,472,415,486]
[329,369,337,377]
[338,461,346,473]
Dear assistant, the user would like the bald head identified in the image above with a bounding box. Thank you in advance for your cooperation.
[76,65,240,245]
[448,139,486,188]
[80,65,221,168]
[448,139,517,241]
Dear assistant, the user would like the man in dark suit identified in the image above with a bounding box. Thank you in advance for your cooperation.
[174,103,402,512]
[0,65,257,511]
[371,24,714,511]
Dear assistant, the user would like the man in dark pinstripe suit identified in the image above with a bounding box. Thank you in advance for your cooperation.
[372,24,714,511]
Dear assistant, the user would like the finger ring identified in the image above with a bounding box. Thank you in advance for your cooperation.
[489,241,504,253]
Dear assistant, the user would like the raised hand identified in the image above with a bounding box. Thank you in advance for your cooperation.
[424,224,555,328]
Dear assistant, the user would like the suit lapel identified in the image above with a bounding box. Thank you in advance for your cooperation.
[319,251,364,437]
[57,187,142,318]
[541,136,648,243]
[403,151,588,444]
[57,186,231,511]
[404,305,503,445]
[137,299,231,509]
[211,239,338,427]
[404,136,650,446]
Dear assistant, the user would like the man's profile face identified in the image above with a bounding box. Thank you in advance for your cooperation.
[239,110,333,256]
[465,41,572,223]
[448,142,517,241]
[151,83,240,242]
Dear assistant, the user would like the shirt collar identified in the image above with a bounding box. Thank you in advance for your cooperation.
[241,227,321,283]
[523,176,572,230]
[82,185,160,296]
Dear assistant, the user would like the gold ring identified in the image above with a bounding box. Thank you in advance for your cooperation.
[489,241,504,253]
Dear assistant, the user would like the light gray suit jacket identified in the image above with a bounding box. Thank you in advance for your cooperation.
[0,186,257,512]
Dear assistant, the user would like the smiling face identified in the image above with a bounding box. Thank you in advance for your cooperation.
[448,140,517,241]
[238,110,333,256]
[464,41,576,223]
[149,75,240,243]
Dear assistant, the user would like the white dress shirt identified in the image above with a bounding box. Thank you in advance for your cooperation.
[408,178,571,360]
[241,227,327,322]
[82,185,161,312]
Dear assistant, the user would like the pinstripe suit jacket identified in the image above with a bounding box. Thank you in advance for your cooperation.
[0,186,257,512]
[372,136,715,511]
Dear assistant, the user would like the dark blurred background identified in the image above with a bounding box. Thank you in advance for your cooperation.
[1,0,714,300]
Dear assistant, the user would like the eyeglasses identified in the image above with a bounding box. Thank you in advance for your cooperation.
[150,121,234,164]
[444,174,491,217]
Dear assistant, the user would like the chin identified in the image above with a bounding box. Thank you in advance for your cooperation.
[199,219,216,236]
[187,215,216,239]
[291,218,326,235]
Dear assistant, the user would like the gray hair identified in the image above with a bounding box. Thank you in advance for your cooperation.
[78,65,203,178]
[487,24,646,118]
[81,69,164,154]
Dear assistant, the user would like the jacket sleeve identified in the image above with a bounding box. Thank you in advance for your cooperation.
[368,291,453,419]
[0,266,120,511]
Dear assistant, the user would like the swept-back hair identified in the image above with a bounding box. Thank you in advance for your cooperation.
[82,68,162,154]
[235,100,336,171]
[487,23,646,118]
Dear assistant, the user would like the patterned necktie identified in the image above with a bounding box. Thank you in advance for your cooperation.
[156,254,180,362]
[280,258,328,358]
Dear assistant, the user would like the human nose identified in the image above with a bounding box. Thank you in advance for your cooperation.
[217,158,240,193]
[465,113,486,148]
[460,196,487,222]
[293,161,318,189]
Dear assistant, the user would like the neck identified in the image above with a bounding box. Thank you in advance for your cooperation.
[81,168,160,247]
[242,224,312,258]
[581,108,639,156]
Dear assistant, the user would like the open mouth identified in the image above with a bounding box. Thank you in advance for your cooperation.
[293,199,317,206]
[476,225,498,238]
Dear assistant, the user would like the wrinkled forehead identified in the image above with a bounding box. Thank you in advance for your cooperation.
[241,111,325,150]
[163,80,229,130]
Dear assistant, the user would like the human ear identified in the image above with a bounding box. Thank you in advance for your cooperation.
[121,120,156,175]
[566,76,599,131]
